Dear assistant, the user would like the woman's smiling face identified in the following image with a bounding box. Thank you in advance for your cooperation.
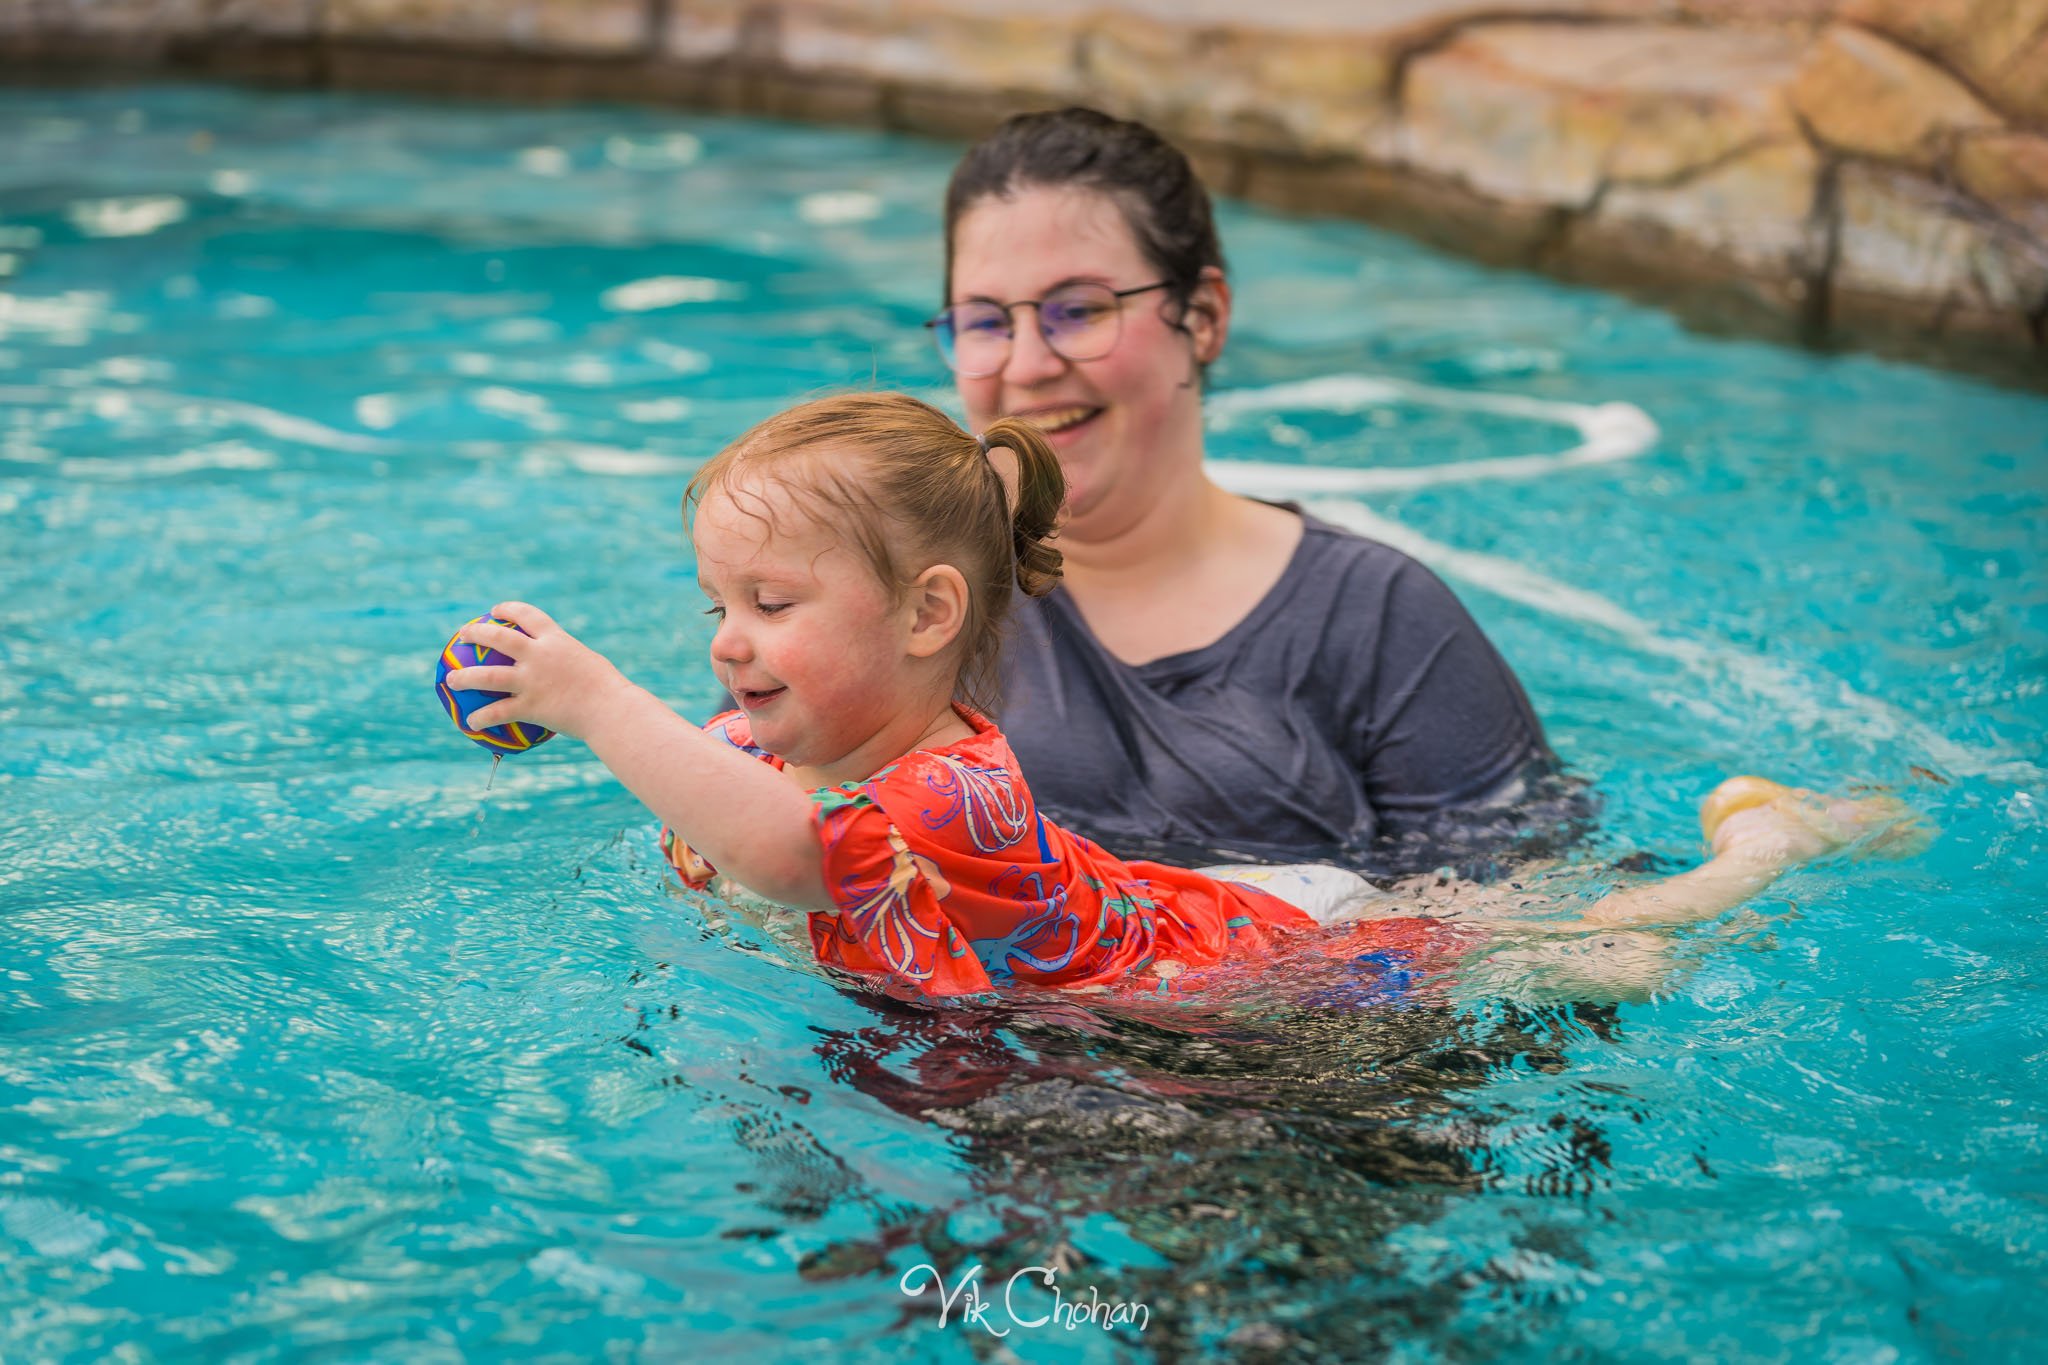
[948,184,1219,544]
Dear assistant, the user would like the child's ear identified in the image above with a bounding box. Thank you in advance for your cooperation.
[905,565,969,659]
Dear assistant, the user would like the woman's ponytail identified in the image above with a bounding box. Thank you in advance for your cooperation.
[977,415,1065,598]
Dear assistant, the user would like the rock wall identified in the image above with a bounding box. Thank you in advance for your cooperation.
[5,0,2045,387]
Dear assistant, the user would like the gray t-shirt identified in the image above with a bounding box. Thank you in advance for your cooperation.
[995,510,1556,873]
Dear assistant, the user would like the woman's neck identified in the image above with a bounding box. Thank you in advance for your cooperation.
[1050,472,1306,666]
[1059,474,1237,589]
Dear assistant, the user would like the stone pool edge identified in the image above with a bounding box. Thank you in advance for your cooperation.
[3,0,2044,394]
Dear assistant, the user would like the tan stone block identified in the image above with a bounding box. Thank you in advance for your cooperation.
[675,2,1081,98]
[1835,162,2048,314]
[1074,9,1191,122]
[774,4,926,77]
[1399,22,1804,206]
[1998,37,2048,126]
[1957,132,2048,208]
[1241,150,1572,268]
[654,1,1655,163]
[211,0,322,37]
[324,0,647,55]
[663,0,752,63]
[1790,23,1999,168]
[1955,130,2048,243]
[1598,137,1824,273]
[1989,35,2048,128]
[1079,10,1394,157]
[1672,0,1835,18]
[1086,0,1647,40]
[29,0,210,34]
[1121,0,1639,31]
[877,0,1097,23]
[709,0,1657,162]
[1188,28,1398,157]
[1840,0,2048,124]
[1242,41,1398,157]
[1080,0,1656,152]
[836,4,1080,96]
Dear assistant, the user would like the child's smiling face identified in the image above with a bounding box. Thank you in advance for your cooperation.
[691,468,929,779]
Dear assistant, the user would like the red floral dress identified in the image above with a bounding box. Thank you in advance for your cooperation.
[662,708,1466,998]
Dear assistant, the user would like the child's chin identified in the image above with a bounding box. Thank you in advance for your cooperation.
[749,724,806,764]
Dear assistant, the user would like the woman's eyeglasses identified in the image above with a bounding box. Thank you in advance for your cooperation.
[925,281,1171,378]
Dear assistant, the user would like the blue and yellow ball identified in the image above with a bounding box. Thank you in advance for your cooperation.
[436,615,554,755]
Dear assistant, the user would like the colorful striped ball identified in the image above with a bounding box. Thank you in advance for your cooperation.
[435,615,555,755]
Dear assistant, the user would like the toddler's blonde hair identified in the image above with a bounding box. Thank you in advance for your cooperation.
[685,392,1064,714]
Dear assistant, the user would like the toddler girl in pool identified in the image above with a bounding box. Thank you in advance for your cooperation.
[447,393,1918,1001]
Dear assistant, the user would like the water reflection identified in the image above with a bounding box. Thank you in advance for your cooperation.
[687,968,1632,1355]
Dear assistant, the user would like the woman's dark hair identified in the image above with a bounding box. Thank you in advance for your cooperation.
[942,107,1226,329]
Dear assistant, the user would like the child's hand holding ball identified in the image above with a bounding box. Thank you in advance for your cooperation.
[437,603,633,747]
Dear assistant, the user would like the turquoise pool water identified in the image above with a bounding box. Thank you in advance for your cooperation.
[3,84,2045,1361]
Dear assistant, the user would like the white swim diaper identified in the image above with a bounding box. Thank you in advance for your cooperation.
[1196,863,1390,927]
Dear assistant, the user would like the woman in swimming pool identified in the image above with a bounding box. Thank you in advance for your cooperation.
[932,107,1554,872]
[445,392,1915,1002]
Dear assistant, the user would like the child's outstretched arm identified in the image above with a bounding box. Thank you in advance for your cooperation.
[448,603,833,911]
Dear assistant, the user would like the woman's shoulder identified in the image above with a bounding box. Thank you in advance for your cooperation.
[1290,506,1429,577]
[1256,506,1470,627]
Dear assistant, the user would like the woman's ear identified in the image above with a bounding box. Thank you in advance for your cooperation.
[1184,265,1231,366]
[905,564,970,659]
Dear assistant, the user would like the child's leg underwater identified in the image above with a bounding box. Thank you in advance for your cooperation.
[1210,777,1927,1002]
[1445,777,1927,1000]
[1195,860,1686,1002]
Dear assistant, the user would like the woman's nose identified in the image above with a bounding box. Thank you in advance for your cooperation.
[1001,312,1068,386]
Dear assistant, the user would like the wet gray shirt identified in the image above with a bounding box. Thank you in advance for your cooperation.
[994,510,1553,872]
